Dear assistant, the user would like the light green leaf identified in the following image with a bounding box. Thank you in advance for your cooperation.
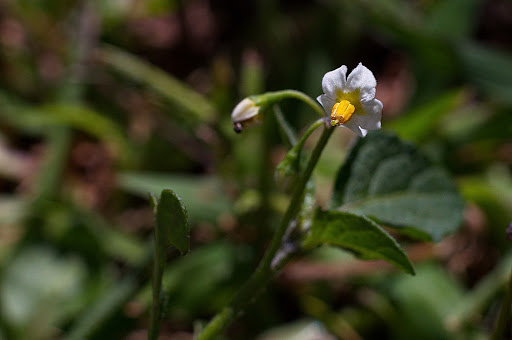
[156,189,190,255]
[1,247,86,338]
[304,209,414,275]
[331,132,464,241]
[118,172,230,222]
[390,264,464,340]
[387,89,465,142]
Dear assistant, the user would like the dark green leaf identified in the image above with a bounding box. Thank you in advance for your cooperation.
[457,43,512,106]
[100,45,216,123]
[425,0,481,39]
[331,132,463,241]
[157,189,190,255]
[304,209,414,275]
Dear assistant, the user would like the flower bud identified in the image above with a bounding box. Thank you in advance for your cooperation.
[231,98,262,133]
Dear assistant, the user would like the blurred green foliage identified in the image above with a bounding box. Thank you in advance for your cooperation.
[0,0,511,339]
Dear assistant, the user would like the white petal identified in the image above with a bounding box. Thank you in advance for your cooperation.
[359,86,376,102]
[321,65,348,98]
[343,119,368,137]
[231,98,259,122]
[346,63,377,92]
[316,94,336,115]
[353,99,383,130]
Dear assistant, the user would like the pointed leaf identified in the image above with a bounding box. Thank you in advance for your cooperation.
[331,132,463,241]
[304,209,414,275]
[157,189,190,255]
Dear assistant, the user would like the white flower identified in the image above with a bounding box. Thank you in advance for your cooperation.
[231,98,262,133]
[317,63,383,137]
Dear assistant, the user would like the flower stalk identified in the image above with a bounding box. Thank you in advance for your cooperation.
[195,124,335,340]
[252,90,326,118]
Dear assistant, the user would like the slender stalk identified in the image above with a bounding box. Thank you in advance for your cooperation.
[274,105,298,147]
[292,119,325,152]
[490,267,512,340]
[258,110,274,233]
[253,90,326,118]
[148,235,165,340]
[195,124,334,340]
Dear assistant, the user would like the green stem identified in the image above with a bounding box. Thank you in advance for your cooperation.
[292,119,325,153]
[252,90,326,118]
[148,235,165,340]
[195,124,334,340]
[490,266,512,340]
[258,110,274,233]
[274,105,298,147]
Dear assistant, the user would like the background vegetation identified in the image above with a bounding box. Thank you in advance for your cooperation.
[0,0,511,339]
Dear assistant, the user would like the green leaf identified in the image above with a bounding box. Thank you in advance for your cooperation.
[425,0,481,40]
[457,43,512,107]
[331,132,464,241]
[0,93,134,164]
[156,189,190,255]
[304,209,414,275]
[118,172,230,223]
[100,45,216,123]
[390,264,464,340]
[387,89,465,142]
[1,247,86,338]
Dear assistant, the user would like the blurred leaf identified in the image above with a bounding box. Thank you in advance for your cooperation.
[100,45,216,123]
[425,0,481,39]
[65,265,147,340]
[240,51,264,97]
[150,242,252,316]
[457,109,512,143]
[387,90,465,142]
[457,43,512,106]
[460,166,512,249]
[257,319,336,340]
[331,132,464,241]
[0,197,28,224]
[118,172,230,222]
[73,207,147,266]
[32,128,71,202]
[1,247,86,339]
[359,0,458,98]
[304,209,414,275]
[156,189,190,255]
[0,94,134,163]
[390,264,464,340]
[448,251,512,331]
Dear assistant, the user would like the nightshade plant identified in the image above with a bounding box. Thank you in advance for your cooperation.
[150,64,464,340]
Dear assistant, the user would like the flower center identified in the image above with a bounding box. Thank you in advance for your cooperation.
[330,100,355,126]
